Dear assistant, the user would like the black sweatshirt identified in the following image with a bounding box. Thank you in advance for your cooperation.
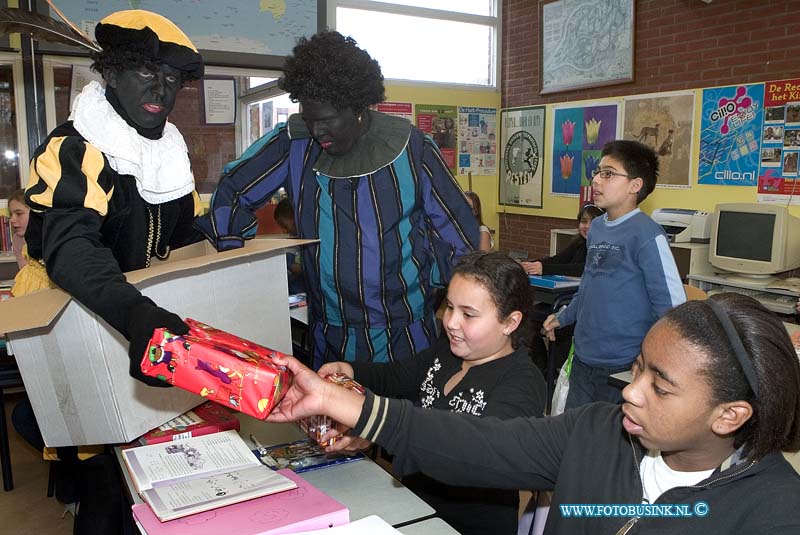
[350,339,546,535]
[539,236,587,277]
[354,398,800,534]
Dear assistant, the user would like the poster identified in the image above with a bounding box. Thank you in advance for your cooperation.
[416,104,458,172]
[261,101,274,136]
[622,92,695,188]
[499,106,546,207]
[758,78,800,205]
[697,84,763,186]
[457,107,497,176]
[202,78,236,125]
[551,104,619,196]
[372,102,413,122]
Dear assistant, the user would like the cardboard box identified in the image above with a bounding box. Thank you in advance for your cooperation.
[0,238,315,447]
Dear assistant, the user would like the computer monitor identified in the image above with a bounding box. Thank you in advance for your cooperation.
[709,203,800,284]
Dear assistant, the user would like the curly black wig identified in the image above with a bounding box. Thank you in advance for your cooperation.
[91,44,157,80]
[279,31,385,113]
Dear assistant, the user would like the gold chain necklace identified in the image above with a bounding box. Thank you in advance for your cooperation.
[145,204,171,268]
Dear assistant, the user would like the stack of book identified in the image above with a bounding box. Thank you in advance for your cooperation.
[124,410,351,533]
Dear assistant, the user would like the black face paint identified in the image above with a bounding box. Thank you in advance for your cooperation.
[299,99,363,157]
[107,63,183,137]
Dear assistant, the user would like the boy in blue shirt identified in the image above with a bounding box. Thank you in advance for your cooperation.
[544,140,685,408]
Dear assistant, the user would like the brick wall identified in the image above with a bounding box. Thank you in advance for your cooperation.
[169,80,236,194]
[499,212,576,259]
[498,0,800,254]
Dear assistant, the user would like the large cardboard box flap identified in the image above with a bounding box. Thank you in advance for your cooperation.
[0,238,315,447]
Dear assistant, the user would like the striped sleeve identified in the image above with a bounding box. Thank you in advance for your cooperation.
[417,134,479,285]
[353,391,396,442]
[195,124,292,250]
[26,136,113,215]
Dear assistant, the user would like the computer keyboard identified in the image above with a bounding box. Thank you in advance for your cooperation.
[708,287,798,315]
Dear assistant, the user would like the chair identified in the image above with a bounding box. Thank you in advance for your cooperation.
[0,348,24,491]
[684,284,708,301]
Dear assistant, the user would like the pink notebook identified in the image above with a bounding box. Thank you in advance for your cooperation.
[132,470,349,535]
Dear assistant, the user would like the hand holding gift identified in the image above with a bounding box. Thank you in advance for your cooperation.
[299,373,366,448]
[141,318,293,419]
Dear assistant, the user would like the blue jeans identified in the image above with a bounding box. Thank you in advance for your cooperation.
[564,357,631,409]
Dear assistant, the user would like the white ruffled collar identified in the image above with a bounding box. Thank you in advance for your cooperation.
[70,81,195,205]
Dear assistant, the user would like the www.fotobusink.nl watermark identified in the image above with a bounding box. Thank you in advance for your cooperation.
[559,501,710,518]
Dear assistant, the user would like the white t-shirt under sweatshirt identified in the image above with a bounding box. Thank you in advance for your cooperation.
[640,450,714,503]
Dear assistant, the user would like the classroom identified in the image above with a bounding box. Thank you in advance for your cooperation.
[0,1,799,534]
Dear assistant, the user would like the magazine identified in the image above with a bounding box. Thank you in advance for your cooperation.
[257,438,366,473]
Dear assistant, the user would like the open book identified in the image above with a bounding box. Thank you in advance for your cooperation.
[121,430,297,522]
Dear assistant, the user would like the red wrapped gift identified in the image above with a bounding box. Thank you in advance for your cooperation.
[140,319,292,419]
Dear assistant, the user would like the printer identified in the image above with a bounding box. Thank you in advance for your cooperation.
[651,208,712,243]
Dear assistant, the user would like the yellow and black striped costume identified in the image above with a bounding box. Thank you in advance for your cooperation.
[24,121,202,337]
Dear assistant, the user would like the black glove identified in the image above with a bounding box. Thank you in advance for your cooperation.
[126,300,189,387]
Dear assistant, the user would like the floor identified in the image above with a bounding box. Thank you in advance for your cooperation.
[1,392,73,535]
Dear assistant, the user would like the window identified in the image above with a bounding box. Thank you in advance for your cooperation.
[330,0,499,87]
[0,53,27,202]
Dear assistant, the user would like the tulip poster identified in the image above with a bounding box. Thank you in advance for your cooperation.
[551,104,619,196]
[499,106,546,207]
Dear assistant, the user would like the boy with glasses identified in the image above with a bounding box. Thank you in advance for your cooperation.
[543,140,685,408]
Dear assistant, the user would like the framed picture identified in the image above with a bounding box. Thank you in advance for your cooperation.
[539,0,635,94]
[498,106,546,208]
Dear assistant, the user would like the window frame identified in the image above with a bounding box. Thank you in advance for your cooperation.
[0,51,30,208]
[327,0,502,89]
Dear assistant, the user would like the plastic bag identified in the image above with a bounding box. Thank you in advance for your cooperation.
[550,342,574,416]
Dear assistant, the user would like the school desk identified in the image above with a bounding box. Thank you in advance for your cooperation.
[238,417,435,528]
[116,417,437,530]
[398,517,460,534]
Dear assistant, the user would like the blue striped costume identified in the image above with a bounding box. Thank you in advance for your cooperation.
[196,111,478,365]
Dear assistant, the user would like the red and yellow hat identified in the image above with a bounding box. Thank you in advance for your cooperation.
[95,10,204,79]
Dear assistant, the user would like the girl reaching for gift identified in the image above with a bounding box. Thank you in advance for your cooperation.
[311,252,546,535]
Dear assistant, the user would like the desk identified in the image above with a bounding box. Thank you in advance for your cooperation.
[117,418,436,528]
[398,517,460,534]
[290,305,308,325]
[238,417,436,527]
[688,273,799,315]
